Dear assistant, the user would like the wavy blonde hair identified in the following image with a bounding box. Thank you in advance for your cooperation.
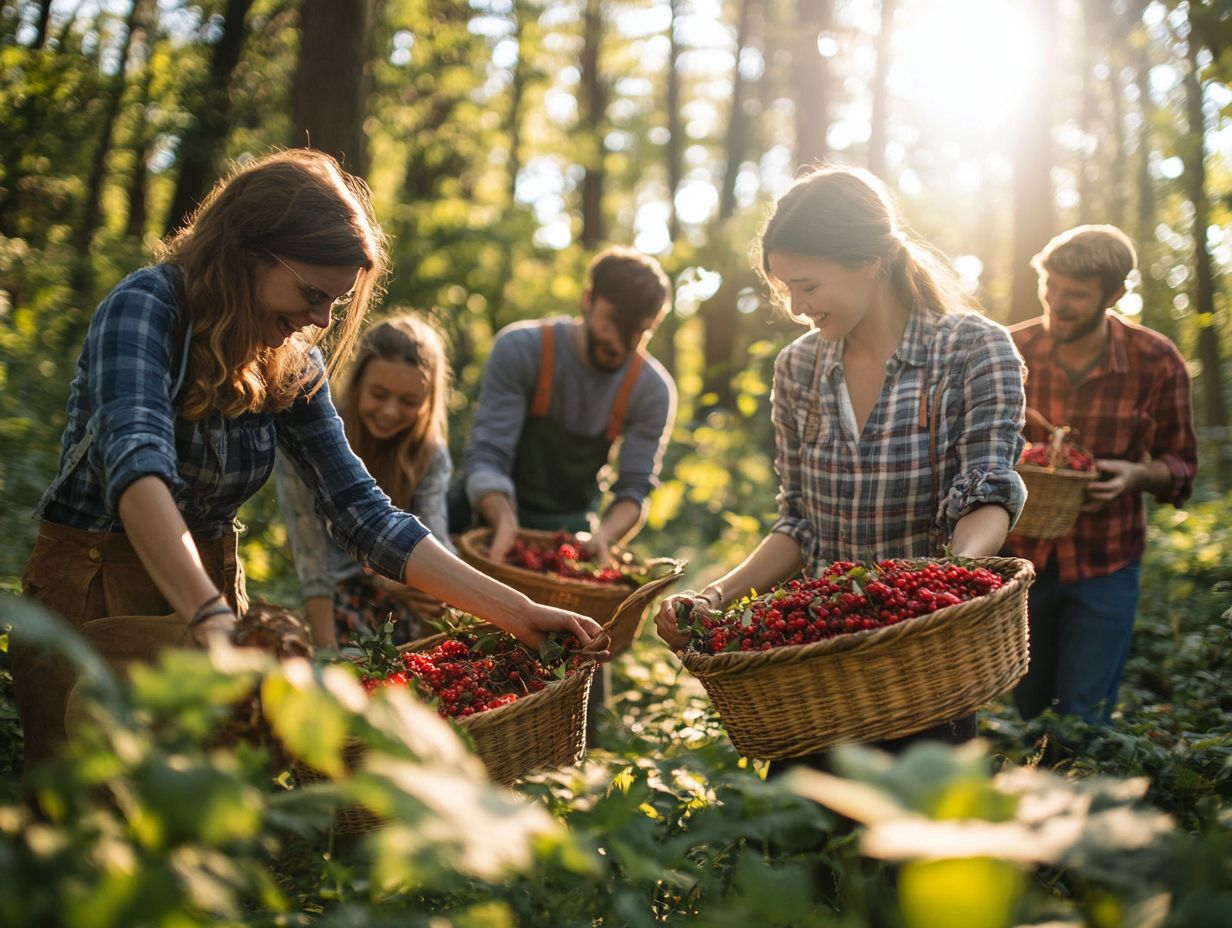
[341,314,450,509]
[756,165,975,320]
[158,149,389,420]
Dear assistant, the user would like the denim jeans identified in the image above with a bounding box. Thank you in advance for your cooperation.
[1014,558,1142,725]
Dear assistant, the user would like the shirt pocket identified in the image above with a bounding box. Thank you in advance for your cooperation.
[793,388,830,445]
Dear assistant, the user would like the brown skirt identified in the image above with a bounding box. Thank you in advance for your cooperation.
[11,521,248,771]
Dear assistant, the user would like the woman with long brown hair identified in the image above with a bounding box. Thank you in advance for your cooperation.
[13,149,604,770]
[275,314,456,648]
[656,165,1027,754]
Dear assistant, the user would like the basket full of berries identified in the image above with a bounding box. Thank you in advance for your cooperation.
[296,615,598,832]
[678,557,1034,760]
[458,527,685,657]
[1013,409,1099,540]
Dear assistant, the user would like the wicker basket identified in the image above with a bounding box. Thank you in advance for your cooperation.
[1014,465,1098,539]
[679,557,1035,760]
[458,527,684,657]
[296,624,597,833]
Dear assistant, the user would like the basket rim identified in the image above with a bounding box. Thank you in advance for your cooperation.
[459,526,679,597]
[401,623,598,731]
[680,556,1035,678]
[1015,462,1099,482]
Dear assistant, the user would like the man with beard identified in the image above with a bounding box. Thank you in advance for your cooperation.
[1006,225,1197,726]
[460,247,676,569]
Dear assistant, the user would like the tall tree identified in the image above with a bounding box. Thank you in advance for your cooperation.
[164,0,255,234]
[702,0,765,412]
[867,0,896,180]
[31,0,52,48]
[792,0,833,168]
[72,0,143,292]
[291,0,376,177]
[124,2,160,240]
[1181,12,1228,486]
[656,0,686,379]
[1008,0,1058,324]
[578,0,607,250]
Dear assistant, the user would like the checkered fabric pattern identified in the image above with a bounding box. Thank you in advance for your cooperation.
[771,309,1027,577]
[1005,314,1197,583]
[38,264,427,582]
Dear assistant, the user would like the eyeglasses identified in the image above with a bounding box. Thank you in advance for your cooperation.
[266,251,356,319]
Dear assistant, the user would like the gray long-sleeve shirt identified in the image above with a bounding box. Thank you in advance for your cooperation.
[463,317,676,511]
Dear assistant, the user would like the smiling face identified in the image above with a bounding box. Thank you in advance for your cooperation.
[253,256,361,348]
[1039,270,1116,344]
[355,358,429,440]
[764,251,880,341]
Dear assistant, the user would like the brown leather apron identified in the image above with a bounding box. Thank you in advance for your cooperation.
[12,520,248,770]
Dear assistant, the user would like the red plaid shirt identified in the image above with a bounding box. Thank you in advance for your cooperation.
[1005,313,1197,582]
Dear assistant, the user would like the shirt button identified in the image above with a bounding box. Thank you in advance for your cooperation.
[88,546,101,562]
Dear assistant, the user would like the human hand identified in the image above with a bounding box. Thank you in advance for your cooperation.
[576,530,614,565]
[509,603,610,660]
[1082,459,1143,512]
[654,590,716,651]
[487,515,520,565]
[188,607,238,648]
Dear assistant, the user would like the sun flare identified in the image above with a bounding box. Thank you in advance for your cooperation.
[891,0,1046,136]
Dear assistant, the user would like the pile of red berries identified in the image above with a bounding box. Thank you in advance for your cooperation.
[504,530,629,585]
[360,632,586,718]
[685,559,1004,655]
[1020,439,1096,472]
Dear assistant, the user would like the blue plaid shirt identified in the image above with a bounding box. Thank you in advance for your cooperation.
[771,309,1027,575]
[38,264,428,582]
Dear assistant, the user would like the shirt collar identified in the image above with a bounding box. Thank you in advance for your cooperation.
[893,310,937,368]
[815,310,939,381]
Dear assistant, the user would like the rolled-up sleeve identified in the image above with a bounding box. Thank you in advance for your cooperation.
[276,351,430,582]
[769,349,816,559]
[941,323,1028,530]
[86,274,186,513]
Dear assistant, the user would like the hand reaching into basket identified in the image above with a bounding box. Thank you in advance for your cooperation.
[654,590,719,652]
[510,602,611,659]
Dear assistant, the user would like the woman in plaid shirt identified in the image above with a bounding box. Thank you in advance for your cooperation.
[13,150,604,770]
[657,166,1027,750]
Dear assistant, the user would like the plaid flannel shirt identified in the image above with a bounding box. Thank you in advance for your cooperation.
[771,309,1027,576]
[38,264,429,582]
[1004,314,1197,583]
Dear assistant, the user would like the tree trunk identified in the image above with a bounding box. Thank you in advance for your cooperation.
[792,0,833,169]
[72,0,143,292]
[718,0,761,223]
[867,0,896,180]
[32,0,53,48]
[164,0,254,234]
[1107,38,1128,229]
[1182,32,1228,486]
[124,4,159,240]
[656,0,686,379]
[703,0,764,412]
[578,0,607,250]
[291,0,376,177]
[1008,0,1057,324]
[486,0,531,337]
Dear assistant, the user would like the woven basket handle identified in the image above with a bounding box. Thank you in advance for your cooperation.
[594,558,686,656]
